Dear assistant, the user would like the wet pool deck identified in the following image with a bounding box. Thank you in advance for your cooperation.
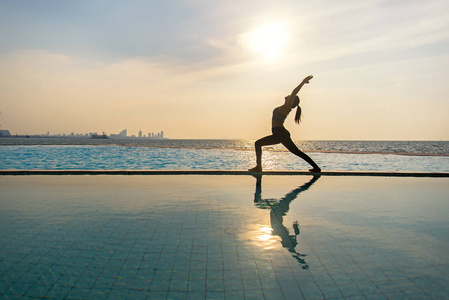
[1,173,448,299]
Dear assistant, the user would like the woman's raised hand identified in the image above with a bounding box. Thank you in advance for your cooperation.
[290,75,314,97]
[302,75,313,84]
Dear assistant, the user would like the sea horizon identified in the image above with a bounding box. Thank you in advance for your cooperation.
[1,139,448,172]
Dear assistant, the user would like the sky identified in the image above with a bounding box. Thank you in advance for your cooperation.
[0,0,448,140]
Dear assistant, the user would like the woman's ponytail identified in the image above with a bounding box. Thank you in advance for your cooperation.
[294,105,302,124]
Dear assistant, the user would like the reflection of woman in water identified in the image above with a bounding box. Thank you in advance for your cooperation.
[249,75,321,173]
[253,175,320,268]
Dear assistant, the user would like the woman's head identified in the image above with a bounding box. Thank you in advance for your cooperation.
[285,95,302,124]
[285,95,300,108]
[292,95,300,108]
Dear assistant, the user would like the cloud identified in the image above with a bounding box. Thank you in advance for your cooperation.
[289,0,449,64]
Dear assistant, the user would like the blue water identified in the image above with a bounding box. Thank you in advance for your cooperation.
[1,139,448,172]
[1,138,449,155]
[2,175,449,299]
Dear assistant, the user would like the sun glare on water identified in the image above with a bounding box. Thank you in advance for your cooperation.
[248,22,288,57]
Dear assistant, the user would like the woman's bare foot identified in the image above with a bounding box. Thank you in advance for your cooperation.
[309,167,321,173]
[248,166,262,172]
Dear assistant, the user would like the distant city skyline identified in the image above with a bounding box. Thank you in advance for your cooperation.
[1,128,166,139]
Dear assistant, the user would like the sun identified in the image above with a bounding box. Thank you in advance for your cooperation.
[248,22,288,57]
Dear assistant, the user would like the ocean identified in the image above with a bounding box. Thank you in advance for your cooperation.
[1,137,448,172]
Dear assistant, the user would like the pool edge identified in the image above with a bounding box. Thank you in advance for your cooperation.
[1,169,448,177]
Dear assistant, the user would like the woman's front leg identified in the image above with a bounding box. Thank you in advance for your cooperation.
[249,134,282,171]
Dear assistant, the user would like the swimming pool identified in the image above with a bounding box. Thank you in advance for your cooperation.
[1,175,448,299]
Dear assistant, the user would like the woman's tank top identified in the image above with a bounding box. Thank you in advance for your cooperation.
[272,108,287,124]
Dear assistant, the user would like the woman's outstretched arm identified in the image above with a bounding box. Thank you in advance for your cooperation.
[285,75,313,107]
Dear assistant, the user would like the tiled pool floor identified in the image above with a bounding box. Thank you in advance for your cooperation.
[1,175,448,299]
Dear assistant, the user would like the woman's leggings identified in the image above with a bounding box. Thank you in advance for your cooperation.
[254,127,319,169]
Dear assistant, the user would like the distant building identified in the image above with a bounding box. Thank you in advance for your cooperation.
[0,130,11,137]
[111,129,128,138]
[110,129,166,139]
[144,131,164,139]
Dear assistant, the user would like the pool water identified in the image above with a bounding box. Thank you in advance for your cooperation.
[1,175,448,299]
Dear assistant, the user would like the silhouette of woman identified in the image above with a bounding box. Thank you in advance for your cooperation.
[253,174,321,268]
[249,75,321,172]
